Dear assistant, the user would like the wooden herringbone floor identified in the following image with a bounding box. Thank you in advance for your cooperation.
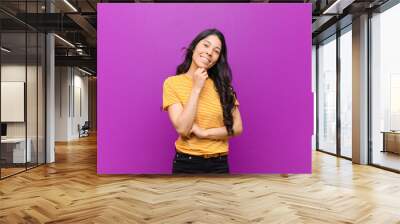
[1,134,400,224]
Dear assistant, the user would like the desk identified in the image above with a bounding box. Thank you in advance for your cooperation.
[381,131,400,154]
[1,138,32,163]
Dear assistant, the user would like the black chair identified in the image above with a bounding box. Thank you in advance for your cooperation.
[78,121,90,138]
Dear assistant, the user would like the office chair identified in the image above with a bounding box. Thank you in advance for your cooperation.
[79,121,90,138]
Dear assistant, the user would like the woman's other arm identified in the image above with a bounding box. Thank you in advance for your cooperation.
[192,106,243,140]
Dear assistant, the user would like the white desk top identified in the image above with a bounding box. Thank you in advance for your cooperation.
[1,138,30,143]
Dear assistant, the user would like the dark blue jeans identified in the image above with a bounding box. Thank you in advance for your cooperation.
[172,151,229,174]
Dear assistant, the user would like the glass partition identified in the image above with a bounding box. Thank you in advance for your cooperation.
[1,31,28,177]
[317,35,337,154]
[27,31,38,169]
[371,3,400,171]
[339,27,352,158]
[38,31,45,165]
[0,0,46,179]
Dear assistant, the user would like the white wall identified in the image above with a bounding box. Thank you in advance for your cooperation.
[55,66,89,141]
[72,73,89,138]
[55,66,69,141]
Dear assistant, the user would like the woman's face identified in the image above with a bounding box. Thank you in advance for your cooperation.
[192,35,222,70]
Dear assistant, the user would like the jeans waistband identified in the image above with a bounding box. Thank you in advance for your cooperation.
[176,150,228,159]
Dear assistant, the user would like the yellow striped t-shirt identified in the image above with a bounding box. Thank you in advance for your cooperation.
[162,74,239,156]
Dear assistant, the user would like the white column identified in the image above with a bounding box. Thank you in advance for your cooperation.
[352,14,369,164]
[46,1,55,163]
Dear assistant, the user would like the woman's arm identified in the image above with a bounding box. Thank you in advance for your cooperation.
[167,69,208,137]
[167,89,201,137]
[192,106,243,140]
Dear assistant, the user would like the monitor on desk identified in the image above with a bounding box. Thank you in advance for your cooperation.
[1,123,7,138]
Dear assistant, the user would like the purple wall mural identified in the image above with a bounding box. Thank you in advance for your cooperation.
[98,3,313,174]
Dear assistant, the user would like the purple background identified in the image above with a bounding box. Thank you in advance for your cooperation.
[98,3,313,174]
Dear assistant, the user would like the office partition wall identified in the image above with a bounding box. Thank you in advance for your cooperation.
[0,0,47,179]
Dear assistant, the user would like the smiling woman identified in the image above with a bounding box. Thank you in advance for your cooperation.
[162,28,243,174]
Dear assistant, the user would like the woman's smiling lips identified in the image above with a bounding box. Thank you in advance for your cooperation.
[200,55,211,64]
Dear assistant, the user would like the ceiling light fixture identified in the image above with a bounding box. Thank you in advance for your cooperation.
[54,34,75,48]
[1,47,11,53]
[63,0,78,12]
[76,48,84,55]
[322,0,354,15]
[78,67,93,76]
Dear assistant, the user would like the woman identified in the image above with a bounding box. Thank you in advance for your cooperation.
[162,28,243,174]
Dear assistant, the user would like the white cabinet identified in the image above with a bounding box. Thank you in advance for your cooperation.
[1,138,32,163]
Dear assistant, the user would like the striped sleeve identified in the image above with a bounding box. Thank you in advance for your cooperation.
[162,78,181,111]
